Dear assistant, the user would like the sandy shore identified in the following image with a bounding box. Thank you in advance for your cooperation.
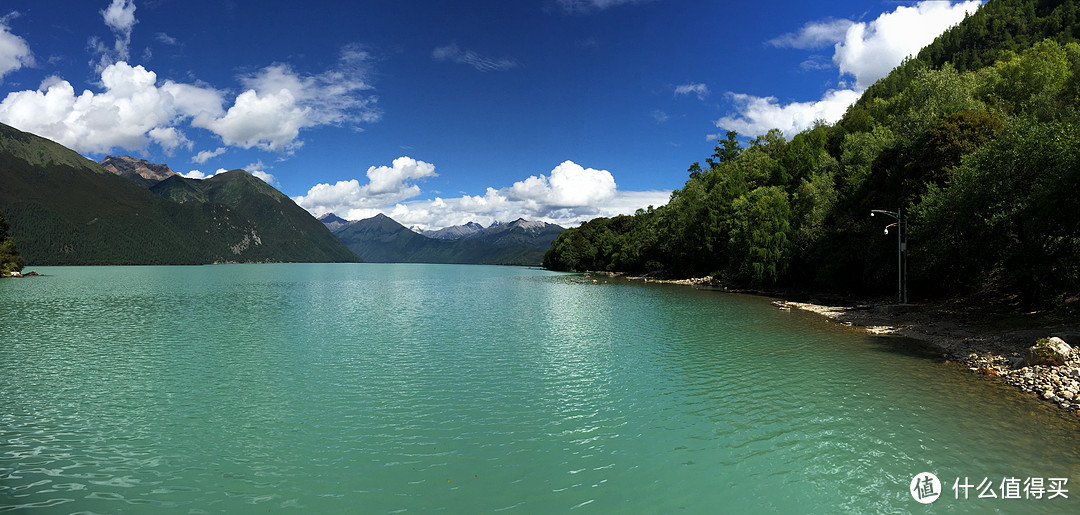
[590,271,1080,416]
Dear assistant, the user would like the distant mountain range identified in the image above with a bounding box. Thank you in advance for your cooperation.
[322,213,563,266]
[0,122,359,265]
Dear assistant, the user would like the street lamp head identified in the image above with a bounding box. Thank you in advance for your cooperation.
[884,228,889,235]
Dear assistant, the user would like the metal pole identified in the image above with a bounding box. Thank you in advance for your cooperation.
[871,208,906,305]
[897,208,903,304]
[901,208,908,305]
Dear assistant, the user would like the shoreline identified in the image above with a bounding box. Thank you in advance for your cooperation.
[773,299,1080,417]
[588,270,1080,417]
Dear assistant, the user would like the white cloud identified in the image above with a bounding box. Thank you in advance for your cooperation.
[195,88,308,152]
[93,0,137,71]
[155,32,177,46]
[182,167,232,180]
[292,156,438,216]
[0,61,223,154]
[556,0,652,14]
[0,63,159,152]
[509,160,616,209]
[251,170,276,185]
[651,109,668,123]
[148,126,191,154]
[161,81,225,120]
[674,82,709,100]
[192,146,226,164]
[194,48,379,151]
[0,45,376,155]
[0,12,33,80]
[433,43,517,72]
[768,18,855,50]
[718,0,980,137]
[294,158,669,230]
[834,0,979,90]
[243,159,277,185]
[714,89,862,138]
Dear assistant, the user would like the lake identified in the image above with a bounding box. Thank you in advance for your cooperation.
[2,263,1079,513]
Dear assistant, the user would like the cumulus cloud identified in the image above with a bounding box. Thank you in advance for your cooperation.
[0,62,223,154]
[509,160,617,210]
[0,45,377,155]
[195,88,308,152]
[292,157,438,216]
[433,43,517,72]
[0,0,377,156]
[192,146,226,164]
[244,160,277,185]
[834,0,980,90]
[91,0,137,72]
[294,158,669,230]
[182,167,231,180]
[714,89,862,138]
[148,126,191,154]
[194,48,379,151]
[718,0,980,137]
[674,82,709,100]
[381,187,670,230]
[0,12,33,80]
[768,18,855,50]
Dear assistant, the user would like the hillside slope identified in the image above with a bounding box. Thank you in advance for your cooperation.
[0,123,360,265]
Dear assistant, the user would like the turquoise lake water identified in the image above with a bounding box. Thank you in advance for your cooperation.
[2,263,1079,513]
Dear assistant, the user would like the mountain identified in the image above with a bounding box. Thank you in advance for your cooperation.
[0,123,360,265]
[419,221,483,239]
[99,155,179,188]
[469,218,563,249]
[329,214,562,265]
[152,170,362,263]
[417,218,563,249]
[318,212,352,231]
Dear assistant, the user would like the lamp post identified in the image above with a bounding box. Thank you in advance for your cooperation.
[871,208,907,304]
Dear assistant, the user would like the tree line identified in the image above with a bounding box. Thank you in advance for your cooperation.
[545,22,1080,310]
[0,212,25,275]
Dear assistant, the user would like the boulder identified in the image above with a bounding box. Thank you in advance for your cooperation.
[1025,337,1073,367]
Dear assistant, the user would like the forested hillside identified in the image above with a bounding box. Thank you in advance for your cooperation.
[0,212,24,275]
[0,124,360,265]
[544,0,1080,309]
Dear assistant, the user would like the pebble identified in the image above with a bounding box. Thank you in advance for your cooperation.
[957,343,1080,414]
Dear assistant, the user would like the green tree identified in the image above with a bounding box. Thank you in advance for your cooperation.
[0,212,26,275]
[911,118,1080,305]
[706,130,742,169]
[728,186,792,286]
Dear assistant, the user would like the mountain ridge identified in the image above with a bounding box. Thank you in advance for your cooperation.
[0,125,360,265]
[100,155,180,188]
[325,213,562,265]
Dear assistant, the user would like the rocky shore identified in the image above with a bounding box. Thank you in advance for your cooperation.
[771,299,1080,416]
[588,270,1080,417]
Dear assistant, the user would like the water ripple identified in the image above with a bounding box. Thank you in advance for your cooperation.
[3,265,1080,513]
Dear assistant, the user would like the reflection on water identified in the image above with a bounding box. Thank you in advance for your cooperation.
[2,264,1079,513]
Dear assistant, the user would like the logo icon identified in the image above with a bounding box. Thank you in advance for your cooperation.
[911,472,941,504]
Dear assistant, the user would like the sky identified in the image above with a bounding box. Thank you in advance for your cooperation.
[0,0,981,230]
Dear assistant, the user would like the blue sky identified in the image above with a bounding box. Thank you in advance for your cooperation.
[0,0,980,229]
